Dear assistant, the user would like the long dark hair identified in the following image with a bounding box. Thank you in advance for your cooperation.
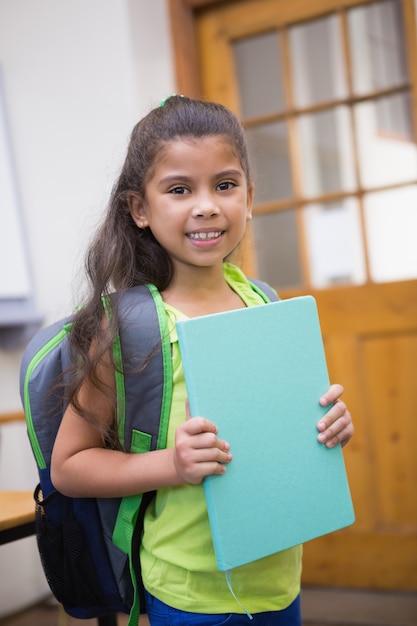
[66,96,252,439]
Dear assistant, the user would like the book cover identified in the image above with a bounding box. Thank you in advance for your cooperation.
[176,296,355,572]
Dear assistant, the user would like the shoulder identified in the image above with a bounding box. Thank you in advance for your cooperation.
[223,263,278,303]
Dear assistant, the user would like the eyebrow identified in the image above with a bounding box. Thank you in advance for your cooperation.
[158,175,193,186]
[217,169,244,179]
[158,169,244,187]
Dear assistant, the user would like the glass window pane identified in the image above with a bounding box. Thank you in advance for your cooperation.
[233,32,285,118]
[246,122,293,203]
[297,106,356,196]
[348,0,408,96]
[355,93,417,188]
[304,199,366,288]
[364,186,417,282]
[251,210,302,288]
[289,14,347,107]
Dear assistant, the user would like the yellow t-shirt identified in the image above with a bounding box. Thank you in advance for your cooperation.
[140,263,302,613]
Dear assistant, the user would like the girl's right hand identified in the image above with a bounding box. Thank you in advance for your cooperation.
[173,413,232,485]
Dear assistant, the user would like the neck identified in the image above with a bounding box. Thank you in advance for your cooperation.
[161,263,244,317]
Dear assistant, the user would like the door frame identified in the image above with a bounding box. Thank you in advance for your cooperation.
[168,0,223,97]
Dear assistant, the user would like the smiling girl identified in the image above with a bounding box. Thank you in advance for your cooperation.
[51,96,353,625]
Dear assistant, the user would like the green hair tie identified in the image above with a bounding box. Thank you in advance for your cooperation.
[160,94,184,106]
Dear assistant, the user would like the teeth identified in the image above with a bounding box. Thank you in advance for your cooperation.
[188,231,222,240]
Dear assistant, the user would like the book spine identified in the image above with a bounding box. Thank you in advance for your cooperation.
[203,476,228,571]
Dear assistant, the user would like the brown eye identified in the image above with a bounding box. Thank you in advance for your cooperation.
[217,181,236,191]
[169,186,190,195]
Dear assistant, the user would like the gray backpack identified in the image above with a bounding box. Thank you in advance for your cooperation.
[19,279,277,625]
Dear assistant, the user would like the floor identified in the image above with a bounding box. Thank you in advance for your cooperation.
[0,588,416,626]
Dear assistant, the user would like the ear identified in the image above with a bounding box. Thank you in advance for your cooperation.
[246,182,254,221]
[127,192,149,229]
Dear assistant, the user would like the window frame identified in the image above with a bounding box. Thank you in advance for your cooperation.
[168,0,417,289]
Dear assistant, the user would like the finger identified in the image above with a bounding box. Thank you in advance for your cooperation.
[186,445,232,464]
[184,416,219,436]
[317,409,352,446]
[209,461,229,476]
[323,424,353,449]
[187,430,230,452]
[320,383,344,407]
[317,400,347,431]
[186,461,228,484]
[323,433,340,449]
[339,421,354,448]
[318,424,341,447]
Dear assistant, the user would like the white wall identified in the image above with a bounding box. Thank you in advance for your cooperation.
[0,0,174,615]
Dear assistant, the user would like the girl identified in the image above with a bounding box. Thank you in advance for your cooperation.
[51,95,354,625]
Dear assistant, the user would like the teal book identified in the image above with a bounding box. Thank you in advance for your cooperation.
[176,296,355,572]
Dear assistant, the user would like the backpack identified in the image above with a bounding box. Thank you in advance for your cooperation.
[19,278,277,625]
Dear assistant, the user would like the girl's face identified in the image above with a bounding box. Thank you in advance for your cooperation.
[129,136,253,276]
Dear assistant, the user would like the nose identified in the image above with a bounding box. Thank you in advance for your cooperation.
[192,192,220,218]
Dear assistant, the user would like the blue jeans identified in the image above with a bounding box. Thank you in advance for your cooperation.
[145,591,301,625]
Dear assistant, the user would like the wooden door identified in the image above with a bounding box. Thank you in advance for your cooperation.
[170,0,417,591]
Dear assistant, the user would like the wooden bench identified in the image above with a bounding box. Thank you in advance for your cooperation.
[0,411,118,626]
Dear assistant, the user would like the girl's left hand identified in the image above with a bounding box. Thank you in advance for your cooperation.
[316,384,354,448]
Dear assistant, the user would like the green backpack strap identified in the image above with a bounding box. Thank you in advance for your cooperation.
[110,283,172,451]
[112,494,144,626]
[248,277,279,303]
[109,284,173,623]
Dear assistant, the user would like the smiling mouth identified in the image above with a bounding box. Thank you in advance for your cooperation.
[187,231,224,240]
